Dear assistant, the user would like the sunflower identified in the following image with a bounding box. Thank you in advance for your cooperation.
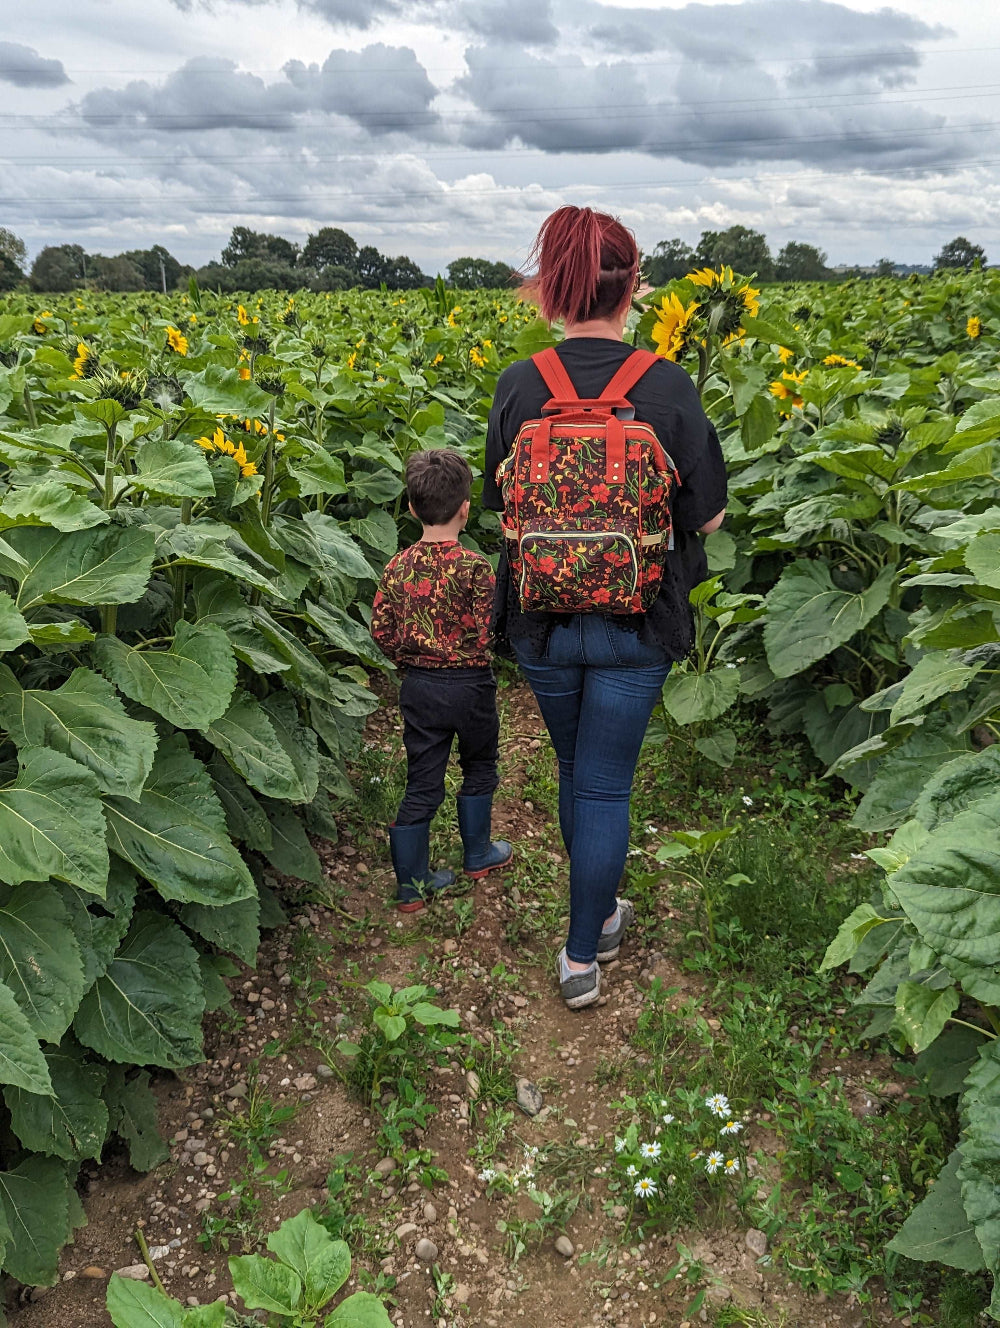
[33,311,52,335]
[237,304,250,326]
[688,266,734,288]
[777,346,794,364]
[967,315,982,339]
[823,354,862,369]
[196,427,257,478]
[70,341,97,380]
[165,326,188,356]
[770,368,808,412]
[651,292,699,361]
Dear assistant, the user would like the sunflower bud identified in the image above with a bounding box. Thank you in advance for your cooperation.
[0,346,16,369]
[255,373,285,397]
[146,374,185,408]
[311,342,326,359]
[242,334,271,356]
[90,367,148,410]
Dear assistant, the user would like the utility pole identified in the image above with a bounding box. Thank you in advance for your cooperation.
[159,253,167,294]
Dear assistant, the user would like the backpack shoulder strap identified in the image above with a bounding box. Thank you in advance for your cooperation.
[599,349,661,403]
[531,348,577,402]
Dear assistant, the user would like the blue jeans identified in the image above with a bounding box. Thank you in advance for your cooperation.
[514,617,670,964]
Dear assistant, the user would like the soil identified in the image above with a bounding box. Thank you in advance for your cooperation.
[10,683,912,1328]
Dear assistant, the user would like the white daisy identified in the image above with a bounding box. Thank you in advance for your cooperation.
[705,1151,724,1175]
[705,1093,732,1119]
[640,1141,662,1160]
[724,1158,740,1175]
[633,1177,657,1198]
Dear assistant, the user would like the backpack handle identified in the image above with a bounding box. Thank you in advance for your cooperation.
[528,348,660,486]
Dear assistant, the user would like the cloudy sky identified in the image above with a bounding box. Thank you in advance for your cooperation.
[1,0,998,273]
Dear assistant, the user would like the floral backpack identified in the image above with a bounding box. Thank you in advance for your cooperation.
[496,348,680,615]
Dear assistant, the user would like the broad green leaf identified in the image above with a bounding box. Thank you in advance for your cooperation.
[0,747,107,895]
[965,531,1000,589]
[916,1025,987,1098]
[59,865,137,989]
[0,481,108,533]
[0,1156,72,1286]
[852,711,972,832]
[303,599,387,668]
[410,1002,460,1027]
[5,1042,109,1162]
[890,653,983,725]
[104,1065,169,1171]
[180,894,260,966]
[703,529,736,572]
[374,1011,406,1041]
[163,526,282,598]
[801,443,899,483]
[261,692,319,804]
[890,791,1000,966]
[763,561,895,679]
[180,364,272,415]
[182,1306,226,1328]
[95,620,236,730]
[349,508,398,556]
[693,728,737,767]
[820,903,893,971]
[0,981,52,1095]
[262,801,323,885]
[0,664,157,799]
[0,881,87,1042]
[106,1275,185,1328]
[323,1291,394,1327]
[11,525,156,611]
[887,1149,984,1270]
[28,619,96,649]
[208,755,272,851]
[200,690,303,800]
[133,437,214,499]
[266,1209,349,1308]
[958,1040,1000,1287]
[105,736,255,907]
[74,911,205,1069]
[865,819,930,875]
[913,748,1000,831]
[287,447,348,497]
[894,980,959,1053]
[273,513,376,583]
[0,591,30,652]
[0,534,28,579]
[661,667,740,725]
[200,953,235,1012]
[229,1254,302,1315]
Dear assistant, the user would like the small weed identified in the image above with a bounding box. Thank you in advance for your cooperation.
[337,979,461,1105]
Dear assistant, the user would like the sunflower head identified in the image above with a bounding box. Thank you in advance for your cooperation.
[165,326,188,356]
[651,292,699,361]
[146,374,185,407]
[242,333,271,356]
[255,373,285,397]
[0,346,15,369]
[311,342,327,359]
[70,341,101,380]
[967,315,982,339]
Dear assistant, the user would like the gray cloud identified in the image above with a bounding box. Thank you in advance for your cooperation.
[575,0,949,60]
[74,46,438,139]
[451,0,559,46]
[0,41,70,88]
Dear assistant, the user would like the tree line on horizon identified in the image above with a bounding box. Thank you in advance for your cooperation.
[0,223,988,295]
[643,227,989,285]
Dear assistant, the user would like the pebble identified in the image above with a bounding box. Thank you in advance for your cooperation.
[374,1157,397,1177]
[453,1283,471,1304]
[745,1228,768,1258]
[148,1246,170,1260]
[423,1202,437,1223]
[316,1064,334,1079]
[293,1074,317,1091]
[114,1264,151,1282]
[554,1236,574,1258]
[395,1223,418,1240]
[414,1238,438,1263]
[516,1078,544,1117]
[225,1081,248,1100]
[81,1266,106,1280]
[193,1152,211,1167]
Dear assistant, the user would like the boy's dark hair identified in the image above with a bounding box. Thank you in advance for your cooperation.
[405,449,472,526]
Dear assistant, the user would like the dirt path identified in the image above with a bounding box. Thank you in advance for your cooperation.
[10,683,906,1328]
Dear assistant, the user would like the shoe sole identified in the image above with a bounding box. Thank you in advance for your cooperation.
[396,898,427,913]
[596,942,621,962]
[464,848,514,879]
[563,979,602,1009]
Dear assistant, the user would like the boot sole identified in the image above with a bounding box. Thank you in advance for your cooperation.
[596,943,620,962]
[464,848,514,879]
[396,898,427,913]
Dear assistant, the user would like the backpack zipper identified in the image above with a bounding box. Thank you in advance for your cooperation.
[520,529,640,599]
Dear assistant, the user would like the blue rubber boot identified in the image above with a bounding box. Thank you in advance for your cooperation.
[457,795,513,879]
[388,822,456,913]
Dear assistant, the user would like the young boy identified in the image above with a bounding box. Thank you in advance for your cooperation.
[371,448,512,911]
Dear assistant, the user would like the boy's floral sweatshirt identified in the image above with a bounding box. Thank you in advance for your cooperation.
[371,540,495,668]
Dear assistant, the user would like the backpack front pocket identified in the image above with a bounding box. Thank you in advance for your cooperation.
[518,529,639,613]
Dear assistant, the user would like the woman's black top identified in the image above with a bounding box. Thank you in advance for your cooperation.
[482,337,728,662]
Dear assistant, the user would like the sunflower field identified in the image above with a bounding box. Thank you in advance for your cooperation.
[0,264,998,1310]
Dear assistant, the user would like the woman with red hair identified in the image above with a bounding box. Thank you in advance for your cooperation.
[483,205,727,1010]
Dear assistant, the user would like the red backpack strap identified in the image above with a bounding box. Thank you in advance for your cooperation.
[599,348,660,403]
[531,348,578,403]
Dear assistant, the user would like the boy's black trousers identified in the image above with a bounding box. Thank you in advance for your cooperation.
[395,665,500,825]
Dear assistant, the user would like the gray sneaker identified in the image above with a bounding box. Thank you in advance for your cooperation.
[556,948,602,1010]
[597,897,635,962]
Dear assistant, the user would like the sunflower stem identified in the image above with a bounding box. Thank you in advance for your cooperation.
[22,386,37,429]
